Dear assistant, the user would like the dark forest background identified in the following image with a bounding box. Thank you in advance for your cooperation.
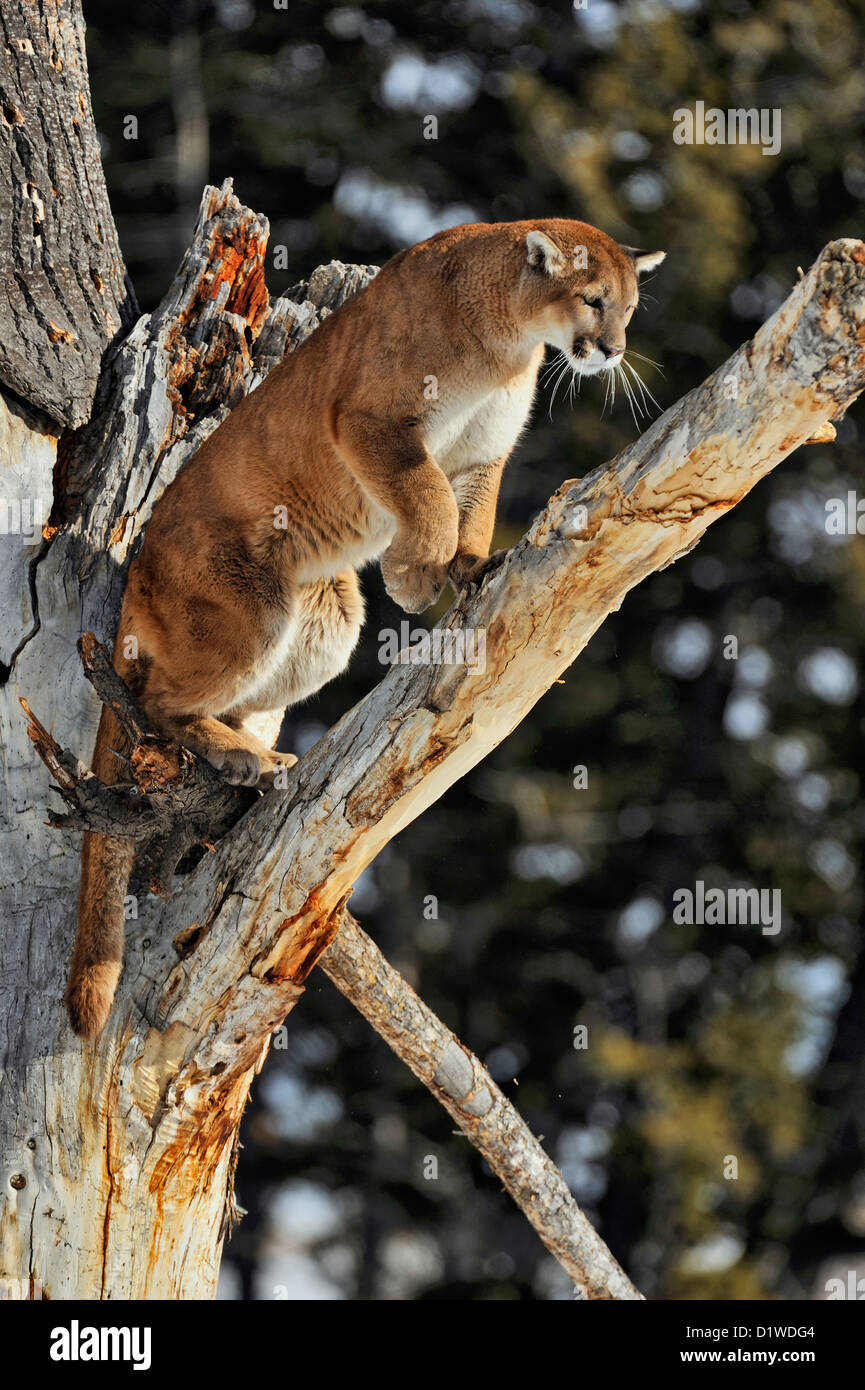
[82,0,865,1299]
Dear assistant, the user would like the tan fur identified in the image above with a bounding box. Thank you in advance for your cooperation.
[67,218,663,1037]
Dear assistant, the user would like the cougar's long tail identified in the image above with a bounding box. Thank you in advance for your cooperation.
[66,642,138,1038]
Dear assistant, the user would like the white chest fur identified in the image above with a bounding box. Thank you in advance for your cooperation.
[422,359,541,475]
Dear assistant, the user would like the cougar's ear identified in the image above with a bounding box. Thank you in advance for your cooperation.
[621,246,666,276]
[526,229,566,275]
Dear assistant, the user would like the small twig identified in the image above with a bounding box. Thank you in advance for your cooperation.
[78,630,157,744]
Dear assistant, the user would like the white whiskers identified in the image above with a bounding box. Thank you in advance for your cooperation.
[542,350,583,419]
[619,356,662,418]
[541,348,662,429]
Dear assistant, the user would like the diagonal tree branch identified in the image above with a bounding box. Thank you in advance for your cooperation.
[321,911,644,1300]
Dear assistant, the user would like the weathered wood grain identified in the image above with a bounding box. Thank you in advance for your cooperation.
[0,0,136,426]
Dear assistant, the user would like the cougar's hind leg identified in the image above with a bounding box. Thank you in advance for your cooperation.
[146,712,270,786]
[221,708,299,784]
[135,590,301,786]
[231,715,299,786]
[224,569,365,782]
[139,572,364,787]
[283,569,364,702]
[246,569,363,703]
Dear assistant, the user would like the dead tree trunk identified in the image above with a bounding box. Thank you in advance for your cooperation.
[0,167,377,1297]
[2,2,865,1304]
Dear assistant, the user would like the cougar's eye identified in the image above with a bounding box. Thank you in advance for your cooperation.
[582,295,601,310]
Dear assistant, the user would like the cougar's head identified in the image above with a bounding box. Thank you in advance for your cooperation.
[522,222,665,378]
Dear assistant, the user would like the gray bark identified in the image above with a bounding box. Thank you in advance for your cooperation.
[322,912,644,1300]
[0,0,136,427]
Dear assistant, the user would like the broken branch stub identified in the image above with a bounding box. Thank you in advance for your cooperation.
[22,633,255,894]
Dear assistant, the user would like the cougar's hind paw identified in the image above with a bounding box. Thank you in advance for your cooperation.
[211,746,262,786]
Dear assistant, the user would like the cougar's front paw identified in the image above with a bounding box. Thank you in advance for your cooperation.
[257,751,299,787]
[448,552,486,588]
[381,547,450,614]
[449,549,507,590]
[209,746,262,787]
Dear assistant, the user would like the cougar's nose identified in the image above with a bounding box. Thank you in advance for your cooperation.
[601,343,624,361]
